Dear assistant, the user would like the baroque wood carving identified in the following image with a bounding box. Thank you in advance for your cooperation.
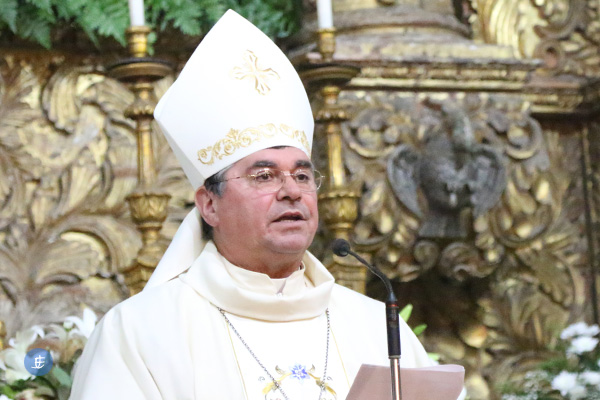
[318,91,587,397]
[0,55,192,339]
[469,0,600,76]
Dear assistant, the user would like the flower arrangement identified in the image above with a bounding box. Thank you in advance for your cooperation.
[502,322,600,400]
[0,308,97,400]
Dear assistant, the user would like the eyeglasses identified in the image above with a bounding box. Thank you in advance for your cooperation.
[217,168,324,193]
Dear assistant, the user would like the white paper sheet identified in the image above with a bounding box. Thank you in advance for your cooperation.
[346,364,465,400]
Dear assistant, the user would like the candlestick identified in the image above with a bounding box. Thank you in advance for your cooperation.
[128,0,145,27]
[317,0,333,29]
[108,25,173,295]
[318,28,336,62]
[299,63,362,291]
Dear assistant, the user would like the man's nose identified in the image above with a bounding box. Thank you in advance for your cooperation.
[276,175,302,200]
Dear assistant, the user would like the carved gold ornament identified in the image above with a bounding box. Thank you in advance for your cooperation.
[232,50,280,95]
[318,91,585,399]
[470,0,600,76]
[0,55,191,340]
[197,123,310,165]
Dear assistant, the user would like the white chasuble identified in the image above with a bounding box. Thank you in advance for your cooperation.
[69,241,433,399]
[223,313,345,400]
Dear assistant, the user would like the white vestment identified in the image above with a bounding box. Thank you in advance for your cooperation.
[70,241,433,399]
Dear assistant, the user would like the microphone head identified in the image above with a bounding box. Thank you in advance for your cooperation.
[331,238,351,257]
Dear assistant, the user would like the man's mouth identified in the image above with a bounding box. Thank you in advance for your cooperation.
[274,212,305,222]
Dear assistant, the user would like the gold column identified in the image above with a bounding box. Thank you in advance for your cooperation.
[108,26,173,296]
[301,31,366,292]
[317,82,358,238]
[0,320,6,350]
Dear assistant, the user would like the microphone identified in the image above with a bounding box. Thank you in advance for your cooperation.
[331,238,351,256]
[332,239,403,400]
[331,239,400,357]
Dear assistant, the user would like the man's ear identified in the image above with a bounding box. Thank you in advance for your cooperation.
[195,186,218,227]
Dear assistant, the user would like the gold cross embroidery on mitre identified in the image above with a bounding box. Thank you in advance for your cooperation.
[232,50,280,95]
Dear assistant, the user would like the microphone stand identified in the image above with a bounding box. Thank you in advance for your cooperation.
[387,298,402,400]
[332,239,402,400]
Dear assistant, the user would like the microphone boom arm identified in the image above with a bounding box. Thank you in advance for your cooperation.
[331,239,402,400]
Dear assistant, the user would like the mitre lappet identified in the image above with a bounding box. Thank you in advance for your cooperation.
[146,9,315,289]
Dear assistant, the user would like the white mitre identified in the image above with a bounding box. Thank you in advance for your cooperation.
[145,9,314,289]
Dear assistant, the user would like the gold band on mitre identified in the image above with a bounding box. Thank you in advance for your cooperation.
[197,124,310,165]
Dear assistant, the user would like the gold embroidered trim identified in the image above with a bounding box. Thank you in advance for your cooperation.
[232,50,280,95]
[197,123,310,165]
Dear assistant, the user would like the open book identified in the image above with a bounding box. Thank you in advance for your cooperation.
[346,364,465,400]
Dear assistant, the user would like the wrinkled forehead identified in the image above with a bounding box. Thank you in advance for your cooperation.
[229,146,314,173]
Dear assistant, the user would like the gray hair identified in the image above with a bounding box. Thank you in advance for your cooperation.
[201,165,231,240]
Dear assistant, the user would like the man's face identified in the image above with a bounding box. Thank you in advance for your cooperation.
[199,147,319,274]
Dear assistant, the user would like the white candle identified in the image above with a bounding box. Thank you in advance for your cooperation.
[317,0,333,29]
[128,0,145,26]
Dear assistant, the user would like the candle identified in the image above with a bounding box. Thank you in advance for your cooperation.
[317,0,333,29]
[128,0,145,26]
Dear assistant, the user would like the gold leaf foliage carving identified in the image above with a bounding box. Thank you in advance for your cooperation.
[330,90,583,398]
[470,0,600,76]
[0,61,42,231]
[586,121,600,283]
[0,55,185,339]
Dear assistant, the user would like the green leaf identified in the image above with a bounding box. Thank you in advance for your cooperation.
[57,385,72,400]
[412,323,427,336]
[52,365,73,387]
[16,4,52,48]
[35,2,56,24]
[96,0,129,45]
[168,12,202,36]
[163,0,203,36]
[30,20,52,48]
[399,304,413,322]
[34,385,56,397]
[54,0,87,19]
[25,0,53,15]
[0,0,17,32]
[147,31,157,55]
[1,384,18,397]
[78,0,128,46]
[2,0,303,48]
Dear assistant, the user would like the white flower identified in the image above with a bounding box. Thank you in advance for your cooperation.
[581,371,600,386]
[567,384,587,400]
[64,307,98,339]
[0,326,44,384]
[7,326,44,352]
[567,336,599,355]
[46,323,67,341]
[552,371,578,396]
[0,395,10,400]
[561,322,600,340]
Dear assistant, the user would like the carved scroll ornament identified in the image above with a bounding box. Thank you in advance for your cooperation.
[469,0,600,77]
[335,91,584,396]
[0,55,192,339]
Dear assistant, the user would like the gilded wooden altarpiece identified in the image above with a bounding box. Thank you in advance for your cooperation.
[1,0,600,399]
[0,53,192,339]
[298,0,599,398]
